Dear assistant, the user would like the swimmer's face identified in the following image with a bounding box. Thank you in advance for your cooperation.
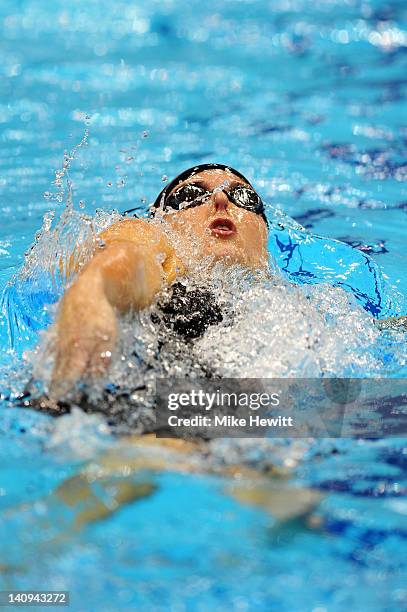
[161,169,269,269]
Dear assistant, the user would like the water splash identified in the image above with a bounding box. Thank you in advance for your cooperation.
[44,120,90,206]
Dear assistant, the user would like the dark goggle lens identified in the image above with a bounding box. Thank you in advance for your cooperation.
[165,184,208,211]
[229,186,263,213]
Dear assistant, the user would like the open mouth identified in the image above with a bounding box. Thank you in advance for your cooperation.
[208,217,237,238]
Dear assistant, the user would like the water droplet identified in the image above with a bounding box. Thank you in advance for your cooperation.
[142,130,149,138]
[79,200,85,209]
[161,175,168,182]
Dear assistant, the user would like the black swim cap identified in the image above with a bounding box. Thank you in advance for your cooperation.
[151,163,268,225]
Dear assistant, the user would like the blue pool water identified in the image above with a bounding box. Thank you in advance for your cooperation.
[0,1,406,610]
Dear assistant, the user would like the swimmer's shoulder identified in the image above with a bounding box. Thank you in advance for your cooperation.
[99,218,185,284]
[100,217,164,245]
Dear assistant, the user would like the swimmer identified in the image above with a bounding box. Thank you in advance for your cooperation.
[18,165,403,531]
[49,162,406,399]
[50,164,269,397]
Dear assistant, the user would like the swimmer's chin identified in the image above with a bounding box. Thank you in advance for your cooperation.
[201,241,253,266]
[187,250,264,273]
[170,236,266,272]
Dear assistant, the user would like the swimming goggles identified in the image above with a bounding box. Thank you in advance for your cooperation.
[163,181,265,216]
[153,163,268,224]
[123,163,268,225]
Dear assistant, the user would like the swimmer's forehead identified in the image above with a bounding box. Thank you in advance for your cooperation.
[168,169,251,196]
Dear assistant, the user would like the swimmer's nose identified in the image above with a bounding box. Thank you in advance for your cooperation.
[211,190,229,213]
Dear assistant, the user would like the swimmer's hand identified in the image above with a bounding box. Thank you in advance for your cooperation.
[50,231,179,398]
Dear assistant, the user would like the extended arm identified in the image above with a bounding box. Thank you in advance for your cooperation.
[50,219,183,397]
